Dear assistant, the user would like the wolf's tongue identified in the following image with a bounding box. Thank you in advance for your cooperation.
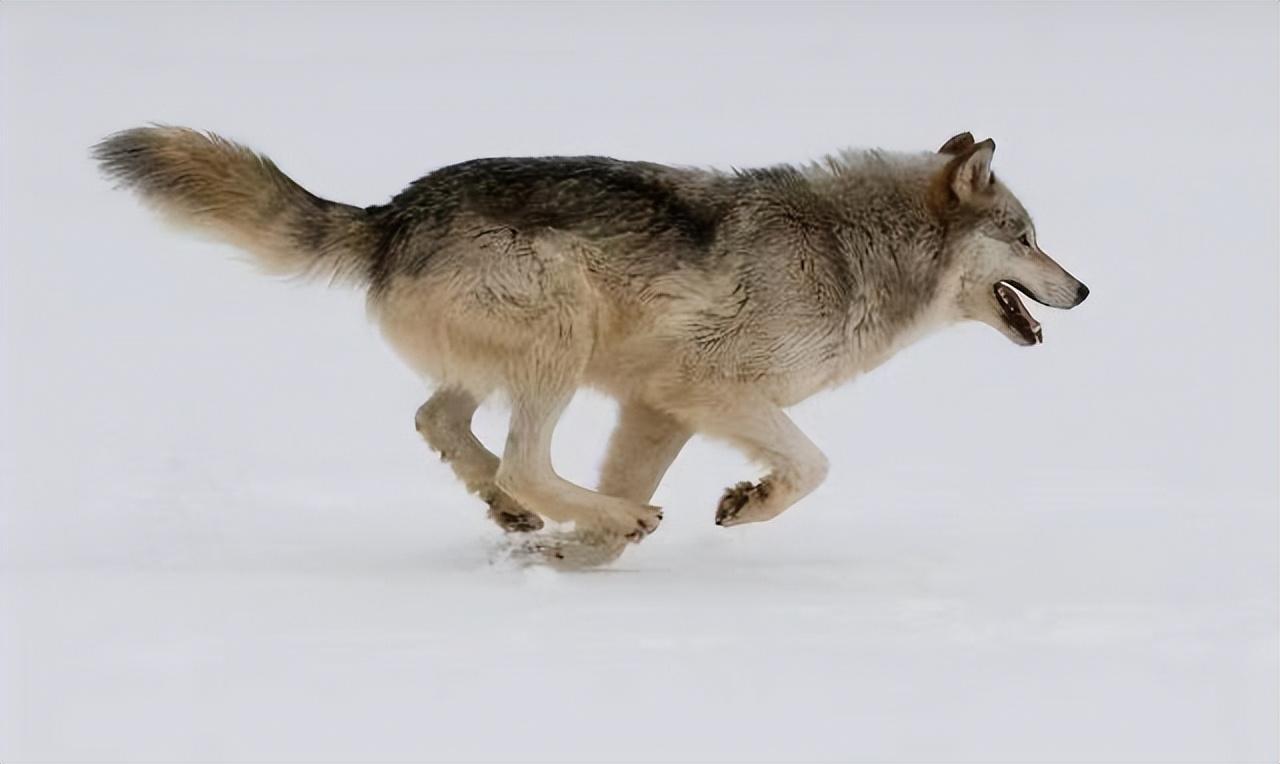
[995,282,1042,343]
[995,283,1033,323]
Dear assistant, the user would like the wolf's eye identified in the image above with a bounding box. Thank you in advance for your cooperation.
[1017,233,1031,247]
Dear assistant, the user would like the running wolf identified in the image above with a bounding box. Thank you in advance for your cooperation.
[93,128,1088,563]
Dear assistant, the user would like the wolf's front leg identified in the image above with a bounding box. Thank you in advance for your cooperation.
[676,399,829,527]
[597,401,691,504]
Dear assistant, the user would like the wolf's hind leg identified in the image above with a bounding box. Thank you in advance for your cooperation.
[415,387,543,532]
[496,387,663,542]
[673,398,829,527]
[598,401,691,504]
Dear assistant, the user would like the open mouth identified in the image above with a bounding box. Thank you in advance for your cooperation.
[994,282,1043,345]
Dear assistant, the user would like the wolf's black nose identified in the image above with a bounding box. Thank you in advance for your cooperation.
[1075,283,1090,305]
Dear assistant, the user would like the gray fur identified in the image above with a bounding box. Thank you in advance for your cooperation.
[93,127,1088,567]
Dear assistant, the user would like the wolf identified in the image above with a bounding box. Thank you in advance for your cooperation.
[94,127,1088,563]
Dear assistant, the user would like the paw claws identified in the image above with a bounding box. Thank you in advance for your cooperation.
[619,504,663,544]
[716,479,772,527]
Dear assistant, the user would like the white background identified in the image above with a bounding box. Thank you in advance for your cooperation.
[2,3,1276,762]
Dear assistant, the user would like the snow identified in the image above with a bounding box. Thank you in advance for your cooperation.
[2,3,1276,761]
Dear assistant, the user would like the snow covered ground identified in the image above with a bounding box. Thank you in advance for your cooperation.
[2,3,1276,761]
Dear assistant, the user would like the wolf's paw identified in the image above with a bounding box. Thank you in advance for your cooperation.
[715,479,774,527]
[483,491,545,533]
[625,503,664,543]
[579,503,663,544]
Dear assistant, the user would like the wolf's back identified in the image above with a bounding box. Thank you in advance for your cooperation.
[93,126,378,285]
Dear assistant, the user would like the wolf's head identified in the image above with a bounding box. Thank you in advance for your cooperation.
[932,133,1088,346]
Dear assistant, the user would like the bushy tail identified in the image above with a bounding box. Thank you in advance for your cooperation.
[93,126,378,285]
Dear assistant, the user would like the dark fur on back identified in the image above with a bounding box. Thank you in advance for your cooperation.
[364,157,736,292]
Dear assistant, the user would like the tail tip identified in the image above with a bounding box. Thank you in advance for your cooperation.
[92,125,176,188]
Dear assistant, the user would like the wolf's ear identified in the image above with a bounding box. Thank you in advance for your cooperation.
[948,138,995,202]
[938,132,975,155]
[928,138,996,213]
